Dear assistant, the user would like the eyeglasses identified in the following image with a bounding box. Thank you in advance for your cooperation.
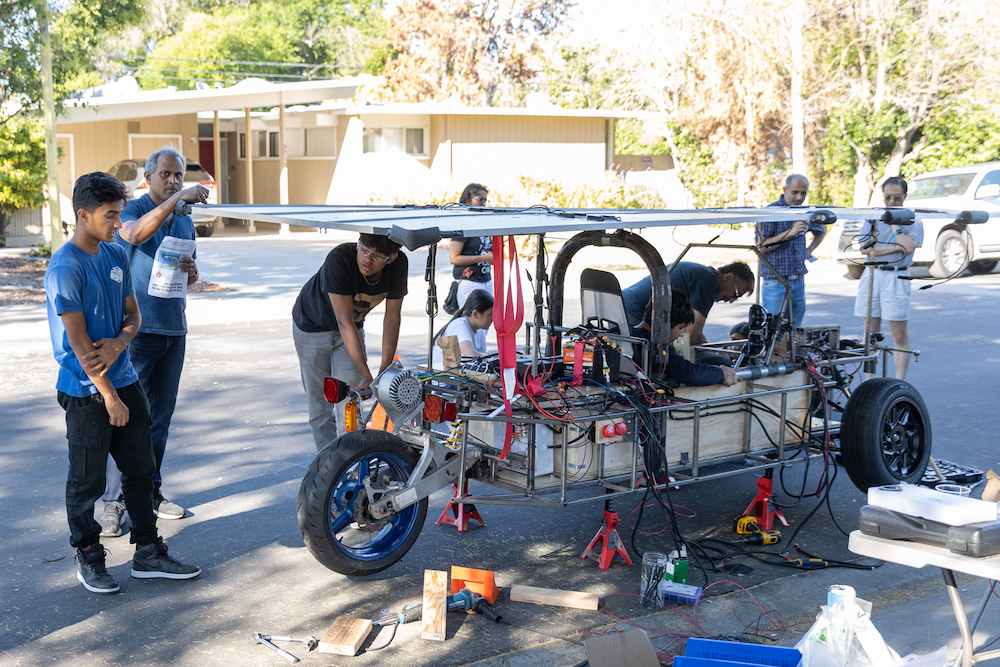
[733,282,749,300]
[357,242,391,263]
[470,196,487,205]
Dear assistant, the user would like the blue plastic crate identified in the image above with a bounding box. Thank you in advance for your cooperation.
[676,638,802,667]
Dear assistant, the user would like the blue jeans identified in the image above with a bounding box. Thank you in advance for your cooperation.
[761,277,806,329]
[104,333,186,503]
[60,382,158,548]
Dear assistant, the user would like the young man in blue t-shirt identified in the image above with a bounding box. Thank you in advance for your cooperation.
[44,172,200,594]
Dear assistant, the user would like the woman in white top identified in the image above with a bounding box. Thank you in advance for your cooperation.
[433,290,494,366]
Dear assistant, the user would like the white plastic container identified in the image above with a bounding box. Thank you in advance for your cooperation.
[868,483,997,526]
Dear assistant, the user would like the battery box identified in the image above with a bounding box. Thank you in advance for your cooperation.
[859,504,1000,557]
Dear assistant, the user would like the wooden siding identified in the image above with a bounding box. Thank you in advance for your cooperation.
[56,114,200,180]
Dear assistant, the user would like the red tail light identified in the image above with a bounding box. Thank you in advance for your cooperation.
[423,394,456,424]
[323,377,350,403]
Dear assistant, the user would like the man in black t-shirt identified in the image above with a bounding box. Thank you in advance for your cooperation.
[292,234,408,450]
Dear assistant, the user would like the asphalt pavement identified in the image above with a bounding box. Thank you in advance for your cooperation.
[2,226,1000,667]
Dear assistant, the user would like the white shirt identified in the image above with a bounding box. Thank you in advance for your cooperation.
[433,317,487,365]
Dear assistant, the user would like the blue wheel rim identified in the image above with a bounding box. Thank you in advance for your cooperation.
[328,451,420,562]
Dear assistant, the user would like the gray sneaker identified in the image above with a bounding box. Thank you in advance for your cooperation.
[154,498,185,520]
[77,544,120,594]
[131,538,201,580]
[99,501,126,537]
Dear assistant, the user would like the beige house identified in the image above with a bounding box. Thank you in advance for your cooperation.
[7,77,672,244]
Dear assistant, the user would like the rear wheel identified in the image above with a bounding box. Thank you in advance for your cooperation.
[195,221,215,237]
[298,430,427,576]
[840,378,931,492]
[928,229,970,278]
[968,259,997,274]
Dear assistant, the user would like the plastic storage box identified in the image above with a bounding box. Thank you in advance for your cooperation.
[673,638,802,666]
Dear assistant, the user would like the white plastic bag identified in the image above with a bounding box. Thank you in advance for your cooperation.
[892,646,948,667]
[795,595,899,667]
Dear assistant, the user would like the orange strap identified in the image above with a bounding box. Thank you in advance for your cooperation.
[491,236,524,460]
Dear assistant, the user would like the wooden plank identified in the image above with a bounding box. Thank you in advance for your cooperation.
[509,584,599,611]
[421,569,448,641]
[318,616,372,656]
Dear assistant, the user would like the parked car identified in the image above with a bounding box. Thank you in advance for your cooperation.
[107,158,219,237]
[833,162,1000,278]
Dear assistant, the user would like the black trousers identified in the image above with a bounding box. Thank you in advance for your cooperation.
[58,382,158,549]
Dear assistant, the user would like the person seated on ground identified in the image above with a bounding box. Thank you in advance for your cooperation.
[630,289,738,387]
[622,261,755,346]
[730,321,750,341]
[432,290,494,367]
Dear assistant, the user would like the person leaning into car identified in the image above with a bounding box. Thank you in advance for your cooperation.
[854,176,923,380]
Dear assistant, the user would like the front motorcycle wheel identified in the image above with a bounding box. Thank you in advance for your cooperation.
[297,430,427,576]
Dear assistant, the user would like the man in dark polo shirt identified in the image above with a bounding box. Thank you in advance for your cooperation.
[292,234,408,450]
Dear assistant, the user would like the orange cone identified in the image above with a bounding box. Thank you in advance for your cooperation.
[365,352,400,432]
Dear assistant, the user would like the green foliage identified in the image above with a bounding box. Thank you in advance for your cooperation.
[517,173,666,209]
[902,107,1000,177]
[0,116,47,217]
[666,124,728,208]
[29,242,52,258]
[615,119,670,156]
[545,46,613,109]
[136,0,389,90]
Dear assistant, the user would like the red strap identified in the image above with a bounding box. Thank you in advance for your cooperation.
[492,236,523,460]
[571,340,585,387]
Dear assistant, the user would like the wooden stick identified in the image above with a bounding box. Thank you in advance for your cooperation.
[421,570,448,641]
[509,584,599,611]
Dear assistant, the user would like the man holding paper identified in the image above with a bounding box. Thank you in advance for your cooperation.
[99,147,205,537]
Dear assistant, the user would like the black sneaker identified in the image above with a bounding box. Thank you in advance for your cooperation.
[131,538,201,580]
[76,544,120,594]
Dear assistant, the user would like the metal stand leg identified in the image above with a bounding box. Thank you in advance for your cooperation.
[949,578,997,667]
[943,569,975,667]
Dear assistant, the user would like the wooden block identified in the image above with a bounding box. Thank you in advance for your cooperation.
[673,333,693,362]
[983,470,1000,503]
[318,616,373,656]
[584,629,659,667]
[509,584,599,611]
[421,569,448,641]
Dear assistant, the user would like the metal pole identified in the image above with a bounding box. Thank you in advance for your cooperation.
[863,220,879,357]
[426,245,437,370]
[243,107,255,233]
[40,8,62,251]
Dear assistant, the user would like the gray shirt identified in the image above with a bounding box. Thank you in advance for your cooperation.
[856,218,924,269]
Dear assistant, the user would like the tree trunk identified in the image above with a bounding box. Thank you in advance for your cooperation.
[852,149,874,207]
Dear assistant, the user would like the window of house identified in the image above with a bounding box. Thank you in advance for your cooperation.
[363,125,428,157]
[268,131,280,157]
[305,128,337,157]
[239,133,246,158]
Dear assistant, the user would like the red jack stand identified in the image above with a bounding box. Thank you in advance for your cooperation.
[436,479,485,533]
[581,501,633,570]
[743,469,789,532]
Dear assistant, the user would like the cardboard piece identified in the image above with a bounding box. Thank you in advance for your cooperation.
[584,629,659,667]
[421,569,448,641]
[318,617,373,656]
[509,584,599,611]
[983,470,1000,503]
[450,566,501,605]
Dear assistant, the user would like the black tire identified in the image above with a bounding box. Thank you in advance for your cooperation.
[968,259,997,274]
[298,430,427,576]
[840,378,931,492]
[846,264,865,280]
[928,229,970,278]
[195,221,215,237]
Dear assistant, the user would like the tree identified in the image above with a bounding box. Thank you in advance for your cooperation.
[810,0,1000,205]
[134,1,389,90]
[384,0,570,106]
[0,117,46,239]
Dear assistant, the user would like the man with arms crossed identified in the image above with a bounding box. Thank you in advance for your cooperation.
[44,172,200,593]
[99,147,205,537]
[854,177,922,380]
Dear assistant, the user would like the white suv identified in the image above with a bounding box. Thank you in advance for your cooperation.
[107,158,219,237]
[833,162,1000,278]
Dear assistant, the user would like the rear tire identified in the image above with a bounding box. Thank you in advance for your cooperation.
[840,378,931,492]
[195,222,215,237]
[928,229,970,278]
[968,259,997,274]
[298,430,427,576]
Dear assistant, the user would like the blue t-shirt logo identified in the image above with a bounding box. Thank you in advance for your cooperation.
[111,266,124,284]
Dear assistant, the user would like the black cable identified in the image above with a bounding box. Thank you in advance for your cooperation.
[366,623,398,650]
